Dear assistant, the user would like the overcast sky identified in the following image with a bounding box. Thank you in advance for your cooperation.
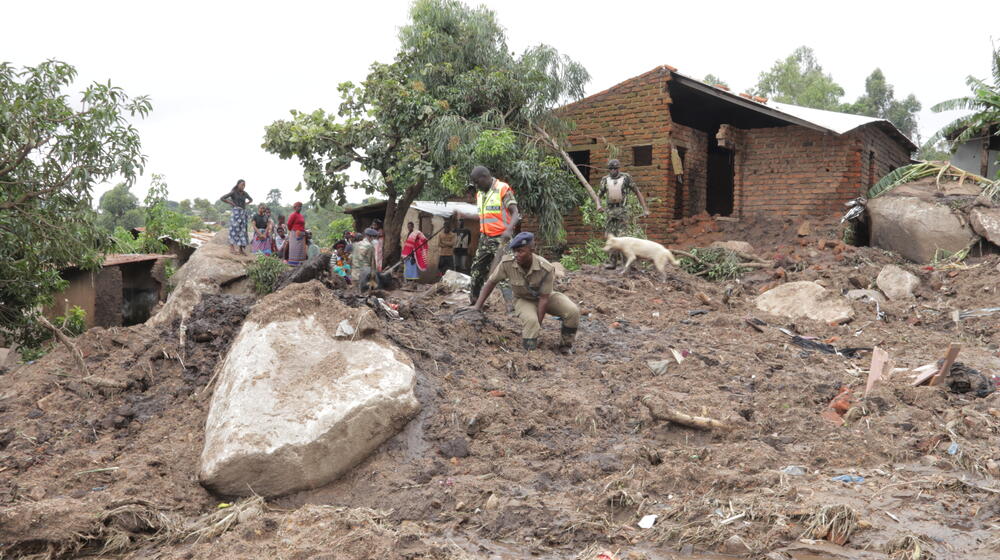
[4,0,997,205]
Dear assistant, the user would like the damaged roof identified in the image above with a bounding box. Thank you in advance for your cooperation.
[102,253,170,267]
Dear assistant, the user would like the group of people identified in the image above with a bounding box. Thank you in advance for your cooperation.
[220,180,318,266]
[219,158,648,354]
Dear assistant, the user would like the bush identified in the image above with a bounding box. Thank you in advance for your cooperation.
[560,238,606,271]
[54,305,87,336]
[246,254,286,295]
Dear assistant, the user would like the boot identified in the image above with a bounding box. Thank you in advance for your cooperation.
[558,326,577,354]
[522,338,538,351]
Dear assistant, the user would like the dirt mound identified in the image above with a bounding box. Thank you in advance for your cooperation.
[4,214,1000,559]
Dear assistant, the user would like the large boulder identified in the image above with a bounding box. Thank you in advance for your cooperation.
[710,240,757,256]
[970,208,1000,246]
[868,196,979,263]
[199,282,420,497]
[755,281,854,324]
[149,233,254,327]
[876,264,920,301]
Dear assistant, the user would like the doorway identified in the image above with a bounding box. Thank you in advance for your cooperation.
[706,144,734,216]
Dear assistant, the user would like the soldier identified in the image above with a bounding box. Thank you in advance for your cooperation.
[472,232,580,353]
[469,165,521,305]
[598,158,650,269]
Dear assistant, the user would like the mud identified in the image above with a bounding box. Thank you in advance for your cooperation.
[2,215,1000,559]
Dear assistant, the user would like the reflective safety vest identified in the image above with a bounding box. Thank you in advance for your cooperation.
[476,180,513,237]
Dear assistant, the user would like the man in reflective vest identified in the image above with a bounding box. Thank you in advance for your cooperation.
[469,165,521,305]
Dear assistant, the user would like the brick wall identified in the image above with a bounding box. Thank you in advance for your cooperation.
[856,125,913,191]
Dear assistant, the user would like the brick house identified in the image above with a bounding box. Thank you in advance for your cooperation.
[553,65,916,246]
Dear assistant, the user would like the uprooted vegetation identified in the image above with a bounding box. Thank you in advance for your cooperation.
[2,215,1000,559]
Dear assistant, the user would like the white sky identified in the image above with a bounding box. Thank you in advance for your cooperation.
[4,0,997,205]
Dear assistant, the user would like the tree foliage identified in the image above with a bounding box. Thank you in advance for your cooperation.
[843,68,921,139]
[0,60,150,345]
[753,46,844,110]
[926,43,1000,167]
[97,183,140,231]
[263,0,589,262]
[702,74,728,88]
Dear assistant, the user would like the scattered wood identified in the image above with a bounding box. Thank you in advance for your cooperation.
[694,291,714,306]
[928,343,962,387]
[865,347,889,397]
[534,125,601,208]
[640,395,730,431]
[37,315,88,376]
[81,376,128,391]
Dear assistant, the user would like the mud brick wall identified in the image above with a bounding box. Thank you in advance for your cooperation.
[857,126,913,191]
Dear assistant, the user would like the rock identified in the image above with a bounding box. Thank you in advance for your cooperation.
[876,264,920,300]
[199,282,420,498]
[868,196,979,263]
[149,233,254,327]
[797,221,812,237]
[441,269,471,292]
[970,208,1000,246]
[710,240,756,255]
[721,535,751,555]
[755,281,854,324]
[845,289,886,306]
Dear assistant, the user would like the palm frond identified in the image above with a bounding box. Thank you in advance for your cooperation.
[868,162,996,199]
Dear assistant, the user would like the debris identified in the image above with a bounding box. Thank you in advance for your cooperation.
[695,291,714,306]
[637,514,657,529]
[745,317,766,332]
[946,362,995,398]
[781,466,807,476]
[865,347,890,397]
[928,343,962,387]
[669,348,686,364]
[688,309,709,316]
[719,512,746,526]
[797,221,812,237]
[830,474,864,484]
[484,493,499,510]
[487,390,506,397]
[646,360,671,375]
[959,307,1000,319]
[947,442,959,455]
[334,320,355,338]
[790,336,837,354]
[441,270,472,292]
[640,395,730,431]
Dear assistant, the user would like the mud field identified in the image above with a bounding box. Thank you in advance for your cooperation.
[2,217,1000,559]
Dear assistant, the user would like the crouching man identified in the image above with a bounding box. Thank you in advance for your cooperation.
[472,232,579,352]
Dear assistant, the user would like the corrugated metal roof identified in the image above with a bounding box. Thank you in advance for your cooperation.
[102,253,170,267]
[410,201,478,219]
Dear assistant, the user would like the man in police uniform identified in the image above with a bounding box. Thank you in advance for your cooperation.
[472,232,580,352]
[469,165,521,304]
[598,158,650,269]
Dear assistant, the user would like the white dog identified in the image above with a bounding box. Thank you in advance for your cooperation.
[603,234,681,280]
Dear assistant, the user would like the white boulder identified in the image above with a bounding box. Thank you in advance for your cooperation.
[971,208,1000,246]
[199,282,420,497]
[868,196,979,263]
[755,281,854,324]
[876,264,920,301]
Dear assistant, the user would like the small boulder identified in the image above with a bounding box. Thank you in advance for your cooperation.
[970,208,1000,246]
[441,269,471,292]
[710,240,756,256]
[755,281,854,324]
[845,289,886,306]
[876,264,920,301]
[199,282,420,498]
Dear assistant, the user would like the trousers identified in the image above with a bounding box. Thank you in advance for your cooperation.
[513,292,580,340]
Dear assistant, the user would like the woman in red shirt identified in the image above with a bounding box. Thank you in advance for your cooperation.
[286,201,308,266]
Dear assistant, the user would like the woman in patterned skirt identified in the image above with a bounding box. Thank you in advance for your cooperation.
[285,201,308,266]
[250,204,273,255]
[220,179,252,254]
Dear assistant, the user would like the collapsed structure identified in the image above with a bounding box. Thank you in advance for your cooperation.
[557,65,916,246]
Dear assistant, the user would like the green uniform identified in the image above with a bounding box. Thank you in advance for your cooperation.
[469,184,518,303]
[486,253,579,344]
[598,172,637,236]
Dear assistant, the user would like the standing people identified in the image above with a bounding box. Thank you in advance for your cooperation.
[305,230,320,261]
[437,221,456,276]
[454,222,471,272]
[220,179,252,255]
[351,229,379,291]
[286,202,307,266]
[401,222,428,283]
[598,159,650,269]
[472,232,579,353]
[250,204,274,255]
[469,165,521,305]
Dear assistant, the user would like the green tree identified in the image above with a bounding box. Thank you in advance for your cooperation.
[192,197,222,223]
[703,74,728,88]
[263,0,588,263]
[266,188,283,207]
[843,68,921,139]
[97,183,139,231]
[753,46,845,110]
[0,60,150,346]
[140,174,191,252]
[926,44,1000,173]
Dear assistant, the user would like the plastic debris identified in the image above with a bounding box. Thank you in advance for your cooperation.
[646,360,671,375]
[947,442,959,455]
[830,474,864,484]
[781,465,807,476]
[638,514,658,529]
[335,319,355,338]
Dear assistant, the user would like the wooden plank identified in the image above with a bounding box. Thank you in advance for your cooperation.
[865,347,889,397]
[928,343,962,387]
[910,363,941,386]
